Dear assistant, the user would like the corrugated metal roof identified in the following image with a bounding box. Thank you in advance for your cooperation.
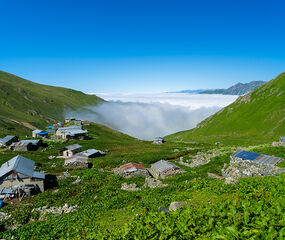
[0,135,17,144]
[64,144,82,151]
[232,150,282,165]
[65,155,88,164]
[120,162,146,173]
[10,141,31,147]
[19,139,41,145]
[151,160,180,173]
[32,129,43,134]
[77,149,99,157]
[0,155,45,179]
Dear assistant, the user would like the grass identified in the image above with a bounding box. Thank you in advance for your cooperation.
[0,70,103,136]
[166,72,285,145]
[0,122,283,239]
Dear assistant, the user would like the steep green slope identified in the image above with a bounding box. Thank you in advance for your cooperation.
[0,71,103,135]
[167,72,285,145]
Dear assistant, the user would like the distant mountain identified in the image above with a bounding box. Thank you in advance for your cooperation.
[0,71,103,135]
[168,89,208,94]
[166,73,285,144]
[200,81,266,95]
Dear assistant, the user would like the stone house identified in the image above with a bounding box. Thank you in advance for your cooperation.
[60,144,82,157]
[0,136,18,147]
[153,137,165,145]
[231,150,282,165]
[76,149,105,158]
[64,155,88,168]
[56,125,88,140]
[10,140,42,151]
[150,160,185,179]
[32,129,48,138]
[0,155,45,193]
[114,162,149,178]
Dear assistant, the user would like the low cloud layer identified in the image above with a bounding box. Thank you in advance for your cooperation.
[68,93,238,140]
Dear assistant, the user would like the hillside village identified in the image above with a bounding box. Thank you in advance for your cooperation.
[0,73,283,239]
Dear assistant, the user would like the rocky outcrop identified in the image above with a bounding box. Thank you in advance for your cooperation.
[113,168,149,178]
[142,177,168,189]
[33,203,79,216]
[179,151,220,168]
[121,183,141,191]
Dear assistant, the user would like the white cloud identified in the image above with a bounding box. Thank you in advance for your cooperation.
[69,93,238,140]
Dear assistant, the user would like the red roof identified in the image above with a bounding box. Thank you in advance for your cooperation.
[120,162,146,171]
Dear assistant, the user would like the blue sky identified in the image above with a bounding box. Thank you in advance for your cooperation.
[0,0,284,93]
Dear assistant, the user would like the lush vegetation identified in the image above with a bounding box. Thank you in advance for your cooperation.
[0,123,284,239]
[0,71,103,136]
[167,72,285,145]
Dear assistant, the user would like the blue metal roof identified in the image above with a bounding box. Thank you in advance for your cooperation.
[234,150,261,161]
[232,150,282,165]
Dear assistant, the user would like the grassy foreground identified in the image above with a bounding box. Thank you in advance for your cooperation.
[0,123,284,239]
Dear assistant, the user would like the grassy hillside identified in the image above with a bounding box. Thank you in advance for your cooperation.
[166,72,285,145]
[0,71,103,136]
[0,123,284,239]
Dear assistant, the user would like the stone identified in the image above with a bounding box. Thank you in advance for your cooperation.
[51,163,57,168]
[179,151,221,168]
[157,207,169,213]
[169,202,187,212]
[173,149,180,152]
[142,177,168,189]
[72,176,82,185]
[48,156,56,160]
[121,183,141,191]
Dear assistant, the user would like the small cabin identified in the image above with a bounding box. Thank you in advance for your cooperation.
[56,125,88,140]
[76,149,105,158]
[61,144,82,157]
[153,137,165,145]
[0,136,18,147]
[10,140,42,151]
[32,129,48,138]
[150,160,184,179]
[64,155,88,168]
[231,150,282,165]
[0,155,45,193]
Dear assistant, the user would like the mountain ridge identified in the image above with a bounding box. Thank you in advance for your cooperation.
[0,70,103,135]
[166,73,285,144]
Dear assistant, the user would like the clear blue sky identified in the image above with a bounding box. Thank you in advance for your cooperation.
[0,0,284,93]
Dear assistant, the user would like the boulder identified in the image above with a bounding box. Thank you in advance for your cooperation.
[121,183,141,191]
[169,202,187,212]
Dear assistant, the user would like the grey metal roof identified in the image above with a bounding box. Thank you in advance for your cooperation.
[19,139,41,145]
[77,149,99,157]
[58,125,82,132]
[151,160,180,173]
[232,150,282,165]
[0,135,17,144]
[65,155,88,164]
[64,144,82,151]
[32,129,43,134]
[0,155,45,179]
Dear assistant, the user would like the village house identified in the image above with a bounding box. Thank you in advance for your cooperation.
[0,155,45,193]
[150,160,185,179]
[10,139,42,151]
[64,155,88,168]
[32,129,48,138]
[60,144,82,157]
[231,150,282,165]
[76,149,105,158]
[55,125,88,140]
[65,117,76,123]
[114,162,149,178]
[153,137,165,145]
[0,135,18,147]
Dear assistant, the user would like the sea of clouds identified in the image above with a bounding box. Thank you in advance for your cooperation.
[67,93,238,140]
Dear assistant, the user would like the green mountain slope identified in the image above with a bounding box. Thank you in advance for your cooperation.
[0,71,103,135]
[167,73,285,145]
